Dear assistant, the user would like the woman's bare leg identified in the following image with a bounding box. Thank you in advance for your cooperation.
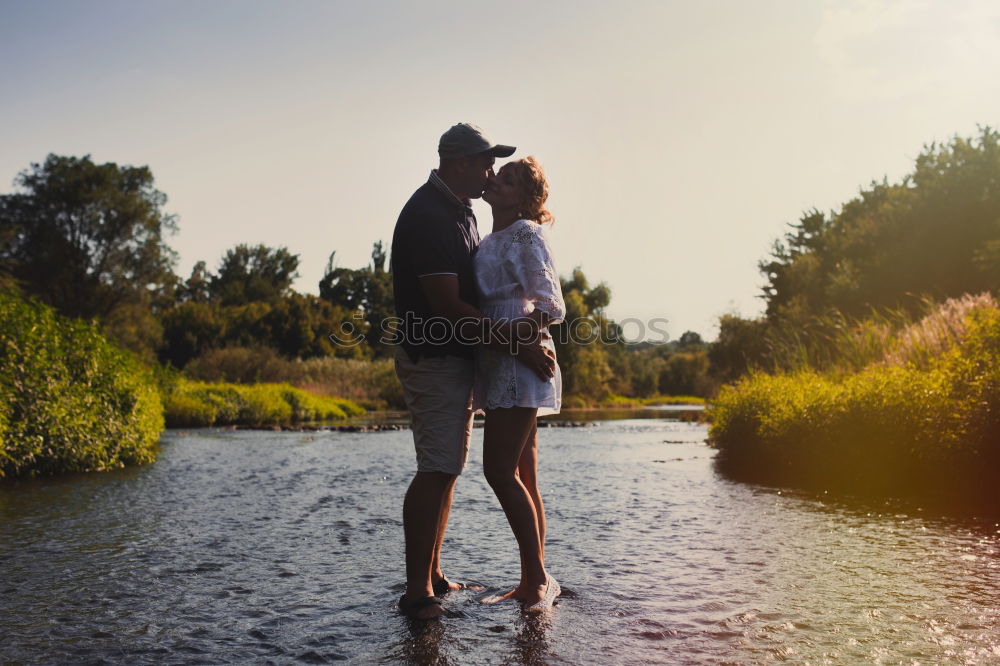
[516,421,545,565]
[483,407,547,604]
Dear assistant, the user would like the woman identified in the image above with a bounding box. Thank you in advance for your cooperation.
[475,156,565,612]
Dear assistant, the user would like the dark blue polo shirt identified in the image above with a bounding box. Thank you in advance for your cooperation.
[391,173,481,362]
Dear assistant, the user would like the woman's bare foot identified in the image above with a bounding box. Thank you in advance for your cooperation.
[496,578,547,604]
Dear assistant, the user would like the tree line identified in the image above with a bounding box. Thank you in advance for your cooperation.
[711,126,1000,381]
[0,153,712,405]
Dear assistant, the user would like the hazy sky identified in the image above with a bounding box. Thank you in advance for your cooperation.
[2,0,998,340]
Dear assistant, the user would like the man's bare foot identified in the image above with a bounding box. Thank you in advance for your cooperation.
[432,577,485,594]
[399,594,446,620]
[432,577,486,596]
[433,578,462,593]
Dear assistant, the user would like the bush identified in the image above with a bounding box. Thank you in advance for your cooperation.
[0,290,164,477]
[162,379,364,427]
[183,345,291,383]
[708,300,1000,509]
[599,395,641,408]
[642,395,706,406]
[180,348,405,409]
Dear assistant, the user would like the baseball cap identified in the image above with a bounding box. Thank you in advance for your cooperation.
[438,123,516,159]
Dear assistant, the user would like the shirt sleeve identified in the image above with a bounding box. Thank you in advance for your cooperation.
[509,222,566,324]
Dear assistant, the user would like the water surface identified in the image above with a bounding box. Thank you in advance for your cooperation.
[2,419,998,664]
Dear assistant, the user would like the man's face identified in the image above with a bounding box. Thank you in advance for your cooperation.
[459,153,496,199]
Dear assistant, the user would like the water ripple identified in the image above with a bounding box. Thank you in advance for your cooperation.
[1,421,998,663]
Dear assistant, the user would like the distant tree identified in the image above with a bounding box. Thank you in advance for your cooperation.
[708,314,771,383]
[759,127,1000,321]
[677,330,704,349]
[158,301,227,368]
[658,352,709,396]
[181,260,213,303]
[210,244,299,306]
[319,242,394,356]
[551,267,622,398]
[0,154,178,320]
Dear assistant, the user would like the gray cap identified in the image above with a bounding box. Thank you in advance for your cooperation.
[438,123,516,159]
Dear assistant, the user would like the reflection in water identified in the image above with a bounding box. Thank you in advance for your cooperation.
[511,613,552,665]
[1,421,998,663]
[387,618,451,666]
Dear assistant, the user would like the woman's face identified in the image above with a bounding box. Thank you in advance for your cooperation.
[483,165,525,210]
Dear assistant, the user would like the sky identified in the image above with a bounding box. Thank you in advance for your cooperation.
[2,0,998,341]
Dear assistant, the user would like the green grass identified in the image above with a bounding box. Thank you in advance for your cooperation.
[559,394,706,409]
[708,300,1000,509]
[641,395,706,406]
[163,379,365,428]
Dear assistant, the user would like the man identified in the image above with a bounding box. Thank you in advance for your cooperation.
[391,123,555,620]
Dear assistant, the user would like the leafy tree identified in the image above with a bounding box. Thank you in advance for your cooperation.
[158,301,227,368]
[0,154,178,320]
[181,260,213,303]
[677,330,704,349]
[210,244,299,305]
[759,127,1000,321]
[658,351,709,396]
[319,242,394,356]
[708,314,771,383]
[551,267,621,398]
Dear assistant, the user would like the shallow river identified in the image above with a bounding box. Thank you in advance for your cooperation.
[2,415,999,664]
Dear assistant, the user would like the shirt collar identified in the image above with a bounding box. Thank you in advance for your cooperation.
[429,170,472,210]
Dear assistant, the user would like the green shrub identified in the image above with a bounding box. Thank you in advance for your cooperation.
[642,395,707,406]
[599,394,641,408]
[162,391,218,427]
[180,349,405,409]
[0,290,164,477]
[238,384,293,425]
[708,301,1000,507]
[184,345,290,383]
[162,379,364,427]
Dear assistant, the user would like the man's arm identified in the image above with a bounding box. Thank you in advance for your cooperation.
[419,274,555,380]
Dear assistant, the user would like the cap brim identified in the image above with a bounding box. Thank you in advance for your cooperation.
[487,144,516,158]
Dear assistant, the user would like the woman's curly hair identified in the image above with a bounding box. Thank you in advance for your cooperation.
[507,156,554,225]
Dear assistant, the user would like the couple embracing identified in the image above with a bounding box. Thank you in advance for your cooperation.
[391,123,565,620]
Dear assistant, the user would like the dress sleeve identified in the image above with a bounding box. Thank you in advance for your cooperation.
[508,222,566,324]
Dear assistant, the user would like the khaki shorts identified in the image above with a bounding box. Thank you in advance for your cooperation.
[395,348,475,476]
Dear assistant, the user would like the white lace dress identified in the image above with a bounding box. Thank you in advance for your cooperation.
[472,219,566,415]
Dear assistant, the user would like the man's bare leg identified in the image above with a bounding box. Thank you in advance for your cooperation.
[430,475,462,592]
[402,471,456,619]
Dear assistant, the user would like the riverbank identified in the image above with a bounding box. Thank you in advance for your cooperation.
[708,301,1000,513]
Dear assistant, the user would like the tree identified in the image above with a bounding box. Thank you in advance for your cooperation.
[708,314,771,383]
[677,330,704,349]
[181,260,213,303]
[210,244,300,305]
[319,242,394,356]
[550,267,622,398]
[758,128,1000,322]
[0,154,178,320]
